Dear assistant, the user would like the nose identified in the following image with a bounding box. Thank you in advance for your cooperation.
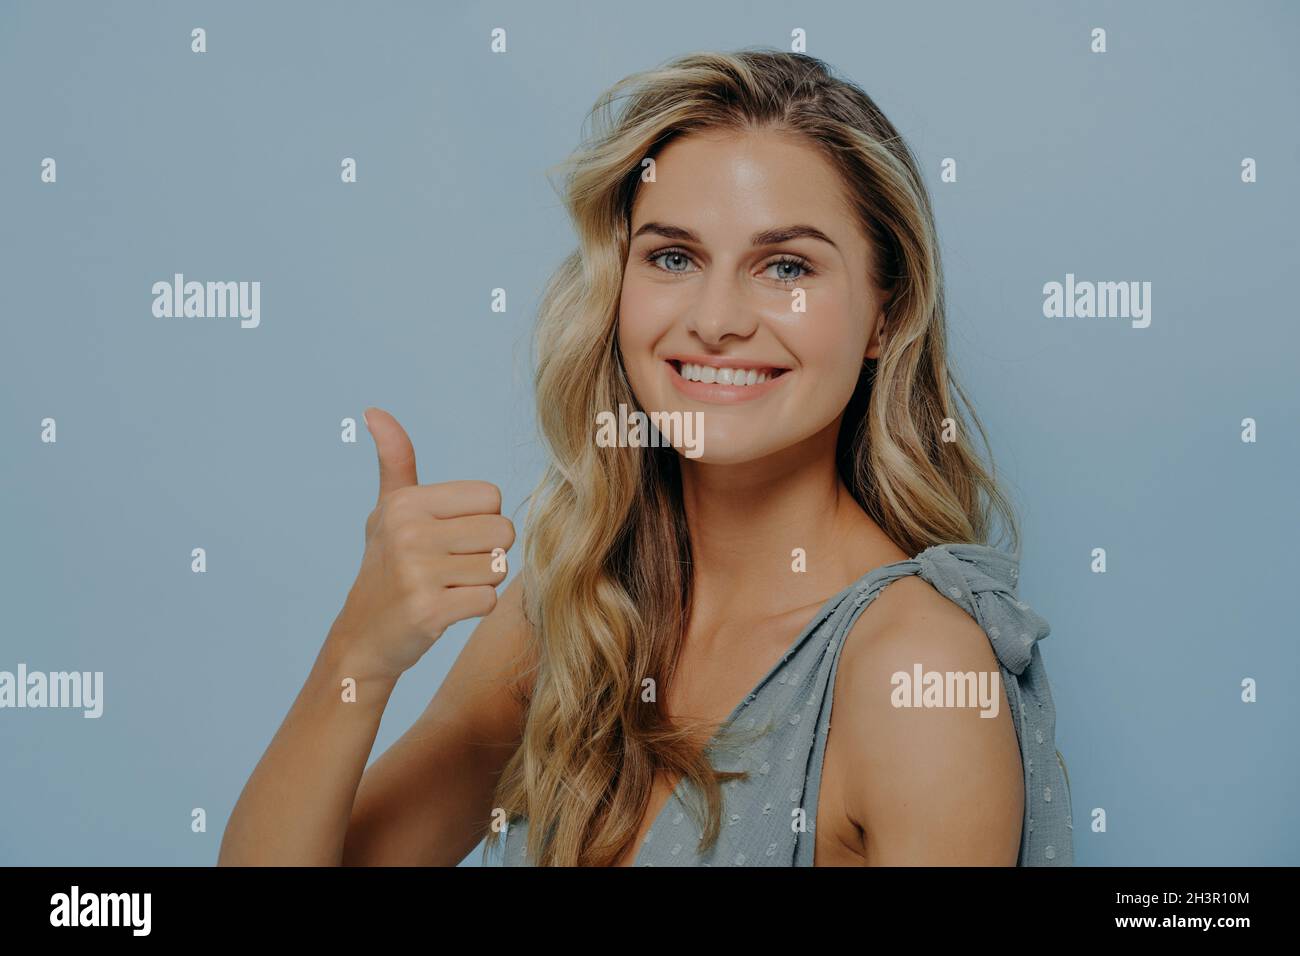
[683,265,761,346]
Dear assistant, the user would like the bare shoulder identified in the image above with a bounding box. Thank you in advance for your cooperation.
[835,573,1003,739]
[848,574,988,656]
[827,573,1024,864]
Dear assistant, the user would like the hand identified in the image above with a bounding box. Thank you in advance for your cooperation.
[330,407,514,682]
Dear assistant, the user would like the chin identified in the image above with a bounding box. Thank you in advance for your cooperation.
[668,425,790,466]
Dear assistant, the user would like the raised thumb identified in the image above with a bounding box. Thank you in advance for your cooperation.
[364,406,419,503]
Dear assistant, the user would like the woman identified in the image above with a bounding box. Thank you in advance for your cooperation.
[218,48,1072,868]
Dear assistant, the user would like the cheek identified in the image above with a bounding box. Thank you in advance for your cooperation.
[617,279,670,368]
[780,299,870,388]
[615,283,657,405]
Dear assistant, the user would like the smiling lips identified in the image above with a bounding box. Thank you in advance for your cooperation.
[664,357,791,403]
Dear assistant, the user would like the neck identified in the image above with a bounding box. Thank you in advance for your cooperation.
[677,420,901,628]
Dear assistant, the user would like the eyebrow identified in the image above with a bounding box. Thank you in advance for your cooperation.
[631,221,838,250]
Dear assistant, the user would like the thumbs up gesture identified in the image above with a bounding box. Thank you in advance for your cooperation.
[331,407,515,682]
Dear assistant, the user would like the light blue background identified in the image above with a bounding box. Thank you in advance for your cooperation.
[1,0,1296,866]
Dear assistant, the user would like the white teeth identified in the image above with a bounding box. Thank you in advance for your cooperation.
[676,362,781,386]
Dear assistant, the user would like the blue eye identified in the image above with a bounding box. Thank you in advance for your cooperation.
[764,256,812,284]
[643,247,816,285]
[648,250,696,274]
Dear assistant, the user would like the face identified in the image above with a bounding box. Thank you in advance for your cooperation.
[618,127,887,467]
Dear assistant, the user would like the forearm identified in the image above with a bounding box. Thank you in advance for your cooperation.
[217,628,398,866]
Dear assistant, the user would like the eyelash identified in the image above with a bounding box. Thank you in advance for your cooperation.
[642,246,816,285]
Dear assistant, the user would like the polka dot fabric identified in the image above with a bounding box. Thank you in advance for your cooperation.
[492,542,1073,866]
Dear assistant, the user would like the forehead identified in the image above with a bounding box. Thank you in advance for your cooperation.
[629,127,859,238]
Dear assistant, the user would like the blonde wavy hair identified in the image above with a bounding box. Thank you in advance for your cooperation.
[484,47,1021,866]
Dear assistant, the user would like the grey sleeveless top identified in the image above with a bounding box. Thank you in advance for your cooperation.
[488,542,1073,866]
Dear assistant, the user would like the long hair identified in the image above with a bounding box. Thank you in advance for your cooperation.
[484,47,1021,866]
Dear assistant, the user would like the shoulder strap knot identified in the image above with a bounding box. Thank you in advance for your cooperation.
[914,542,1052,675]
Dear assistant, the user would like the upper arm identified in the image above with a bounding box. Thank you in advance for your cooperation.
[834,578,1024,865]
[342,572,536,866]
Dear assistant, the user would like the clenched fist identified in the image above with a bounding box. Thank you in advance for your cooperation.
[330,406,515,682]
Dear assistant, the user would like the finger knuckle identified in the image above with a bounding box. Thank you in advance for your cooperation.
[387,485,420,509]
[390,521,426,552]
[392,561,431,602]
[472,481,502,513]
